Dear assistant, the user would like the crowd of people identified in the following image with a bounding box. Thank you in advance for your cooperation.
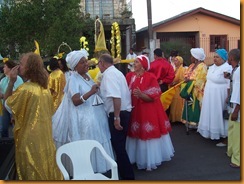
[0,46,240,180]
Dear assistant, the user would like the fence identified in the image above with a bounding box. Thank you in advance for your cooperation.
[160,36,240,66]
[201,37,240,65]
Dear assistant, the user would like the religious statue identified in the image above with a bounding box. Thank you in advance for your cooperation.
[94,16,107,52]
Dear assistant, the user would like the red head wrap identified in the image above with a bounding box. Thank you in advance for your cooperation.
[136,55,150,71]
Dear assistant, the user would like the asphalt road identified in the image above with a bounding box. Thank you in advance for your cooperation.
[1,122,240,181]
[132,122,240,181]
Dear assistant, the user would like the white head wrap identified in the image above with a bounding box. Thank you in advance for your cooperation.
[190,48,206,61]
[137,55,150,71]
[66,49,89,70]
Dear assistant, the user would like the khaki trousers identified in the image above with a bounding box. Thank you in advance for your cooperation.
[227,114,240,166]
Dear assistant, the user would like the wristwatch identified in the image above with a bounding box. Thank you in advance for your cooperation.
[114,117,120,120]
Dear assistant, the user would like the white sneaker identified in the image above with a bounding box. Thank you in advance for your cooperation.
[216,142,227,147]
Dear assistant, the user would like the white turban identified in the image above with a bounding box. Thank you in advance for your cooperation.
[190,48,206,61]
[66,49,89,70]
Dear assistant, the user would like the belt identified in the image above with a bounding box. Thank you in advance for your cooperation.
[109,110,129,116]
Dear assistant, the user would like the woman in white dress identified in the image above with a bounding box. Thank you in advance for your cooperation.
[52,49,114,173]
[198,49,232,141]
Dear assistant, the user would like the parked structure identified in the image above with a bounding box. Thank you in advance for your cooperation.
[136,7,240,65]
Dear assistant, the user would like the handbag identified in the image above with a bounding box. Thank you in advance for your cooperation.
[223,103,229,120]
[223,110,229,120]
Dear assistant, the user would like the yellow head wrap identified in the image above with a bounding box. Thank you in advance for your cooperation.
[175,56,183,64]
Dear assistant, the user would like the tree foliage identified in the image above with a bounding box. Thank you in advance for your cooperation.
[0,0,95,59]
[161,40,192,66]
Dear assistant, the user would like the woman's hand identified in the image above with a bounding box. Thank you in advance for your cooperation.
[184,77,190,83]
[90,84,99,95]
[223,72,231,79]
[133,87,142,98]
[9,65,19,83]
[133,87,153,102]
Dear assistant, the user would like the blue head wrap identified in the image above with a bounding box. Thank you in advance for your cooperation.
[216,49,228,61]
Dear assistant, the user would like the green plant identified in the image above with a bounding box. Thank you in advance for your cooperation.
[161,40,192,66]
[0,0,95,59]
[121,4,132,18]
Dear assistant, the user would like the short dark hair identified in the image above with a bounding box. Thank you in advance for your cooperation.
[58,58,69,72]
[154,48,163,57]
[99,54,113,64]
[49,58,59,71]
[228,49,240,62]
[5,60,18,69]
[170,50,179,57]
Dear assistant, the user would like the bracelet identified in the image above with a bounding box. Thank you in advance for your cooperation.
[114,117,120,121]
[80,95,86,103]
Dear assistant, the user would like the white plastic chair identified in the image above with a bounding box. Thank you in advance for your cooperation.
[56,140,118,180]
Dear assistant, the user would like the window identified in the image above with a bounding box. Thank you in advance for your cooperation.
[210,35,227,52]
[85,0,113,19]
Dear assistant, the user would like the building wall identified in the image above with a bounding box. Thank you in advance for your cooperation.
[153,13,240,65]
[154,14,240,37]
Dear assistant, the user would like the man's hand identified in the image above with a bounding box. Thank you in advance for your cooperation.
[231,111,238,121]
[114,119,123,130]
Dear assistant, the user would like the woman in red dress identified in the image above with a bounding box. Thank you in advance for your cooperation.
[126,55,174,171]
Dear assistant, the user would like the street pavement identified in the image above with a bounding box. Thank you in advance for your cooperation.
[1,122,240,181]
[132,122,240,181]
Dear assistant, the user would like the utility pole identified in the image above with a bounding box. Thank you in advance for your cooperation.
[146,0,155,61]
[147,0,153,44]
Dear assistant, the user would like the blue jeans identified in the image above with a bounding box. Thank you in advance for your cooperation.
[1,108,11,137]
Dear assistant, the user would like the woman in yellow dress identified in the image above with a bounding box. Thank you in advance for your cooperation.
[181,48,207,129]
[48,58,66,113]
[4,52,63,180]
[169,56,186,123]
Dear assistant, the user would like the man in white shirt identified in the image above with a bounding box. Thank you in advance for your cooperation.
[126,48,137,72]
[98,54,135,180]
[226,49,240,168]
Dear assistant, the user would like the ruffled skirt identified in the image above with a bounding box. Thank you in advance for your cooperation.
[126,134,174,170]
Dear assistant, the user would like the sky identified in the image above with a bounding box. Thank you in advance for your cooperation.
[130,0,241,31]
